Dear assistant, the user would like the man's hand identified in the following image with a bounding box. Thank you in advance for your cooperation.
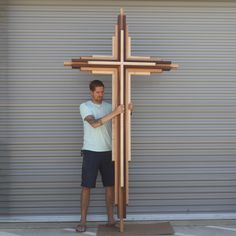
[114,104,125,115]
[128,102,134,112]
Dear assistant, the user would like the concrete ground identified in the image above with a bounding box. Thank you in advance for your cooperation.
[0,220,236,236]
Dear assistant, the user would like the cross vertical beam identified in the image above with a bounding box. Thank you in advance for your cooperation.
[64,9,178,232]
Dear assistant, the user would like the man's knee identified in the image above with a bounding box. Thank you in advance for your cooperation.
[82,186,91,193]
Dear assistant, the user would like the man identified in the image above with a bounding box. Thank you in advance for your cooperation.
[76,80,125,232]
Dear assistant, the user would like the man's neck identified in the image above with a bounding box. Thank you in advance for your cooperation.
[91,99,103,105]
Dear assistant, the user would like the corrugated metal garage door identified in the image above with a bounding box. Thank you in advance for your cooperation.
[1,0,236,221]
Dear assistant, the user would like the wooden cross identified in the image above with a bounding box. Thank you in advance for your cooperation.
[64,8,178,232]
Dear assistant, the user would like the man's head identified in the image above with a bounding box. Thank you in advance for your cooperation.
[89,80,104,104]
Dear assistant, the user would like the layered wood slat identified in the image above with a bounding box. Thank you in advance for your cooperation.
[64,9,178,232]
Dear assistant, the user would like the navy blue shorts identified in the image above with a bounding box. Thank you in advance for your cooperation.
[81,150,114,188]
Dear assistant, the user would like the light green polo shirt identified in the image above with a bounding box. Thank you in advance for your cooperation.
[80,100,112,152]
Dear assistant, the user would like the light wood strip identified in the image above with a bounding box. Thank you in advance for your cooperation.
[112,71,119,205]
[112,36,116,58]
[128,68,162,73]
[88,60,156,66]
[125,71,131,204]
[119,187,124,232]
[80,56,93,60]
[120,29,124,188]
[80,67,117,72]
[112,71,117,162]
[91,55,115,59]
[126,55,153,60]
[125,26,130,58]
[91,70,114,74]
[113,25,118,59]
[130,71,151,76]
[125,72,131,162]
[64,61,73,66]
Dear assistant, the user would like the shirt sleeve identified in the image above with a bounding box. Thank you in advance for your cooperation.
[80,103,93,120]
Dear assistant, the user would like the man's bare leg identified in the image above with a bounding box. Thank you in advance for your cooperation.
[105,186,115,225]
[76,187,91,232]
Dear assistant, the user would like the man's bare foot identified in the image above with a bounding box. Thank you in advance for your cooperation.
[106,220,117,226]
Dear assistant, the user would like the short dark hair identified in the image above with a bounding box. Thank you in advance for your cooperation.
[89,80,104,91]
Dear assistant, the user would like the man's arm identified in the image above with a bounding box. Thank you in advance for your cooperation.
[85,105,124,128]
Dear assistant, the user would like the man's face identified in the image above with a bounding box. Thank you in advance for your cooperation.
[90,86,104,103]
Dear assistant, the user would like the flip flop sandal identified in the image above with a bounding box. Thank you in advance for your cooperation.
[75,224,87,233]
